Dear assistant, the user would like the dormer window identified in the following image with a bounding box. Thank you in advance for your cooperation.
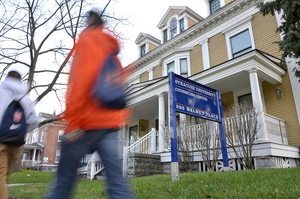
[180,19,185,33]
[140,44,146,57]
[163,29,168,43]
[210,0,221,14]
[170,18,177,39]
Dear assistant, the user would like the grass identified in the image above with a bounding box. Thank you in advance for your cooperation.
[8,167,300,199]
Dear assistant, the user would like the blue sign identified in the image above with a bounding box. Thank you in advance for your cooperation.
[169,72,229,174]
[172,74,221,122]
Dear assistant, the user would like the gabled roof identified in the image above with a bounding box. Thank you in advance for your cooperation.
[157,6,204,29]
[38,112,56,122]
[135,32,161,46]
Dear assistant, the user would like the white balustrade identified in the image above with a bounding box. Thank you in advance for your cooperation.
[127,128,158,154]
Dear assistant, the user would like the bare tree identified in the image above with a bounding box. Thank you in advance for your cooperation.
[194,118,221,172]
[224,101,261,170]
[0,0,130,111]
[162,119,195,173]
[0,0,130,172]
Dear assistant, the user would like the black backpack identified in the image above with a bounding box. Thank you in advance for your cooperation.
[0,100,27,145]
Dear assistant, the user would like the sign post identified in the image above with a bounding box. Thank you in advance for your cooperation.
[169,72,179,181]
[169,72,229,181]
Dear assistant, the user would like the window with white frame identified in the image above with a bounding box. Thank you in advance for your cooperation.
[167,61,175,73]
[180,58,188,75]
[180,19,185,33]
[238,93,253,107]
[210,0,220,14]
[163,54,191,77]
[140,44,146,57]
[33,129,38,143]
[163,29,168,43]
[224,18,255,60]
[230,29,252,58]
[40,131,44,142]
[55,150,61,163]
[58,130,64,142]
[170,18,177,39]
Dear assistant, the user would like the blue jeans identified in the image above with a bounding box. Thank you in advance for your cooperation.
[48,129,134,199]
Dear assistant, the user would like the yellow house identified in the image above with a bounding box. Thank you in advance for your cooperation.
[124,1,300,176]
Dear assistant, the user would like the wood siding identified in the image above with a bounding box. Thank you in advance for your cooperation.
[188,18,196,28]
[208,33,228,67]
[252,12,282,59]
[164,12,180,26]
[153,65,162,79]
[225,0,232,5]
[221,92,234,116]
[149,43,158,52]
[262,73,300,147]
[140,71,149,83]
[190,44,203,75]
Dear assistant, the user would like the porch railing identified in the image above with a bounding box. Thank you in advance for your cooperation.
[123,114,287,158]
[223,113,287,145]
[21,160,41,166]
[264,113,287,144]
[127,128,158,154]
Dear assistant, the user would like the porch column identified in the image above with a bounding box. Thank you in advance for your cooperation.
[248,68,268,141]
[158,92,165,151]
[32,148,36,165]
[37,150,41,162]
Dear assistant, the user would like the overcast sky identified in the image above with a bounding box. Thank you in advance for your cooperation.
[115,0,207,66]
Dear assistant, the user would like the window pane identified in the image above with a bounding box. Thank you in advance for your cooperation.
[230,29,252,58]
[180,19,184,33]
[170,18,177,38]
[171,29,177,38]
[210,0,220,14]
[167,61,175,73]
[180,58,188,74]
[140,44,146,56]
[170,18,177,30]
[163,30,168,43]
[129,126,138,141]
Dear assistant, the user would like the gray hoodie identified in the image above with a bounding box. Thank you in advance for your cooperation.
[0,77,38,133]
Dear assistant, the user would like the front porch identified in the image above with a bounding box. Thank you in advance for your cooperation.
[22,142,44,169]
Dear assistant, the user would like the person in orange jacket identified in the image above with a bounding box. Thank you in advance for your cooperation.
[48,10,134,199]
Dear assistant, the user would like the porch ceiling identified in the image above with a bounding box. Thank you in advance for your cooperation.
[131,95,160,120]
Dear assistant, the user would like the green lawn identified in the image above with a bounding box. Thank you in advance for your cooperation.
[8,167,300,199]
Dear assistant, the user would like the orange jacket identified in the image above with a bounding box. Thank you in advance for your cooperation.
[64,26,130,134]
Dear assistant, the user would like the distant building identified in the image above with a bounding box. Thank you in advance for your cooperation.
[22,112,66,172]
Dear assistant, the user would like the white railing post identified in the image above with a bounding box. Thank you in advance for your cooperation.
[90,161,95,180]
[123,146,128,178]
[150,128,156,153]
